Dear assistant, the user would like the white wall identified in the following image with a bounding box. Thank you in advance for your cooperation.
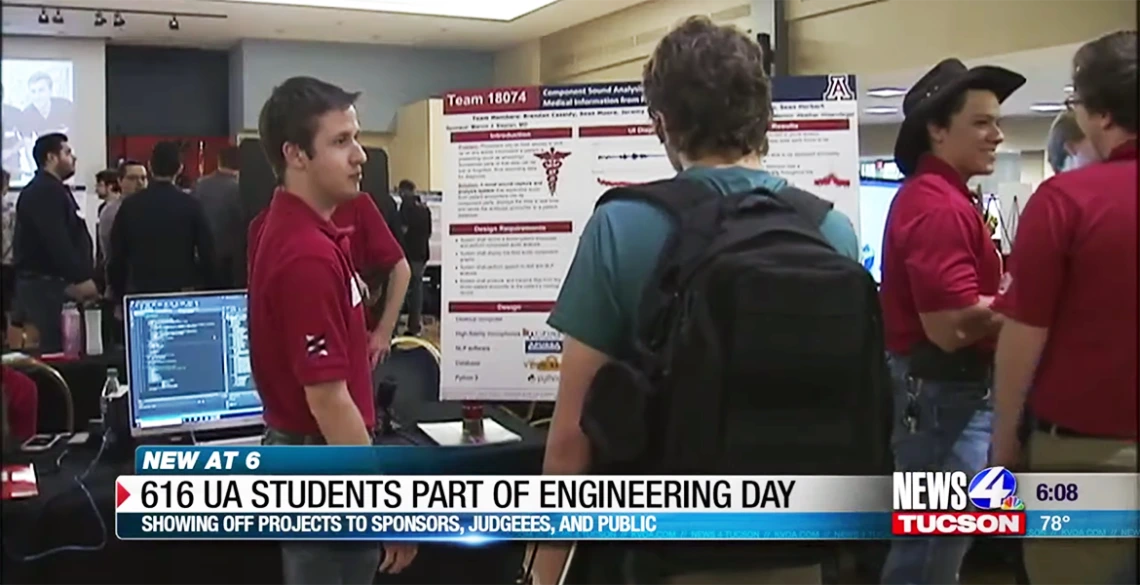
[236,40,494,132]
[858,117,1053,159]
[4,36,107,242]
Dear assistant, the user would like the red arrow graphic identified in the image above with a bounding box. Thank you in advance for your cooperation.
[116,480,131,508]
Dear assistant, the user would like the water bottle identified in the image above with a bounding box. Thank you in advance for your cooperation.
[61,302,83,357]
[461,401,485,444]
[101,368,122,445]
[83,301,104,356]
[101,368,120,419]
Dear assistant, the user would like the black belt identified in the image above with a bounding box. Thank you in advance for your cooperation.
[1034,419,1102,439]
[264,427,380,445]
[263,427,328,445]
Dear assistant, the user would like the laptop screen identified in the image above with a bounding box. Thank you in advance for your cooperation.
[124,290,262,436]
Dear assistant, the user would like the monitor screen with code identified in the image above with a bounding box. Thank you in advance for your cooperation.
[124,290,261,437]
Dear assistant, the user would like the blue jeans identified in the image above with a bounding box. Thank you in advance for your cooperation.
[881,353,993,585]
[404,260,426,334]
[14,276,67,353]
[264,430,381,584]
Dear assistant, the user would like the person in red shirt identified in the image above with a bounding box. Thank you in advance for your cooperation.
[1,365,37,442]
[878,59,1024,585]
[248,192,408,359]
[247,76,415,584]
[991,31,1137,585]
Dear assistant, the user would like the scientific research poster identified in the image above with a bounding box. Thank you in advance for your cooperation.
[441,76,859,402]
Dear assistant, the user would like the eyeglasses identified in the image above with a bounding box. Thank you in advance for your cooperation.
[1064,95,1083,111]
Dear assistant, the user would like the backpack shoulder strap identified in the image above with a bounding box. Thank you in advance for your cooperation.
[768,185,834,229]
[594,178,719,221]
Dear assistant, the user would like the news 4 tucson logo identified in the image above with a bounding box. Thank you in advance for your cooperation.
[968,466,1024,511]
[892,466,1026,536]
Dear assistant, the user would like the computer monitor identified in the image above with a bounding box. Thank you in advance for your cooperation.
[124,290,262,437]
[858,178,903,284]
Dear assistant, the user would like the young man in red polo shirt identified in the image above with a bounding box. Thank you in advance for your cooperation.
[248,192,408,363]
[878,59,1025,585]
[992,31,1137,584]
[247,76,415,584]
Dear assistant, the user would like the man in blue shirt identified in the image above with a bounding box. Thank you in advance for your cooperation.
[532,16,859,585]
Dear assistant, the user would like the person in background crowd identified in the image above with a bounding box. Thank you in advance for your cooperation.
[93,168,120,292]
[878,58,1024,585]
[1045,110,1097,174]
[98,160,147,299]
[192,146,243,288]
[21,72,72,138]
[533,17,860,585]
[94,169,119,216]
[248,76,416,585]
[376,184,404,255]
[332,192,408,337]
[12,132,98,353]
[1,169,15,319]
[397,179,431,336]
[108,142,216,301]
[1,363,37,442]
[992,30,1137,585]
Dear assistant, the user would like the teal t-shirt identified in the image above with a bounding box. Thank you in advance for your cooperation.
[547,166,861,358]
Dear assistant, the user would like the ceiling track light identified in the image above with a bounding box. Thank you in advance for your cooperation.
[15,3,225,27]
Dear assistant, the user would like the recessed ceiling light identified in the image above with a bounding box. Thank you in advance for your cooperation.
[1030,102,1066,113]
[864,106,899,115]
[866,87,906,98]
[222,0,558,21]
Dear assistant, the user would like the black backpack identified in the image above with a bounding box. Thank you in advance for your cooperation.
[575,177,892,579]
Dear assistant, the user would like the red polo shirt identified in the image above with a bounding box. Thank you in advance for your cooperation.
[247,189,374,435]
[881,154,1003,354]
[994,140,1138,440]
[248,193,402,279]
[2,366,37,442]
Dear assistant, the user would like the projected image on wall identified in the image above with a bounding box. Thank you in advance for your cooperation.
[2,59,74,186]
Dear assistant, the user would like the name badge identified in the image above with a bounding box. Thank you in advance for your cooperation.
[349,272,366,307]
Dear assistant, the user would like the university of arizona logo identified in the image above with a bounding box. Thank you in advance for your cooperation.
[824,75,856,101]
[535,147,571,195]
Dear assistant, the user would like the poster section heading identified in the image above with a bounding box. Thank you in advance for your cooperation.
[439,77,862,402]
[443,84,645,114]
[441,78,861,115]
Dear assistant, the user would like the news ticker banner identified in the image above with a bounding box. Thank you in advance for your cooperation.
[116,448,1139,542]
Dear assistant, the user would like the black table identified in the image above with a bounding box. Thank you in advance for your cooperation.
[2,406,545,584]
[27,351,127,433]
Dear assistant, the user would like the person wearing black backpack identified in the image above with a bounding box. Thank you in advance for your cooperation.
[878,60,1025,585]
[530,16,893,585]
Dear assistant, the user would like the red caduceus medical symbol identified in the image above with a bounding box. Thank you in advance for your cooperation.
[534,147,571,195]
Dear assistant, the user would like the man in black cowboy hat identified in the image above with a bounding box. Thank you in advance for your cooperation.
[878,58,1024,585]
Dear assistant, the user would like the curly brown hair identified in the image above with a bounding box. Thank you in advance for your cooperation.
[1072,30,1137,133]
[642,16,772,160]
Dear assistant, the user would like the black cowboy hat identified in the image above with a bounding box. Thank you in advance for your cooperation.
[893,58,1026,176]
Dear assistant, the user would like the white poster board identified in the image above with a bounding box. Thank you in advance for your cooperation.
[441,76,860,401]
